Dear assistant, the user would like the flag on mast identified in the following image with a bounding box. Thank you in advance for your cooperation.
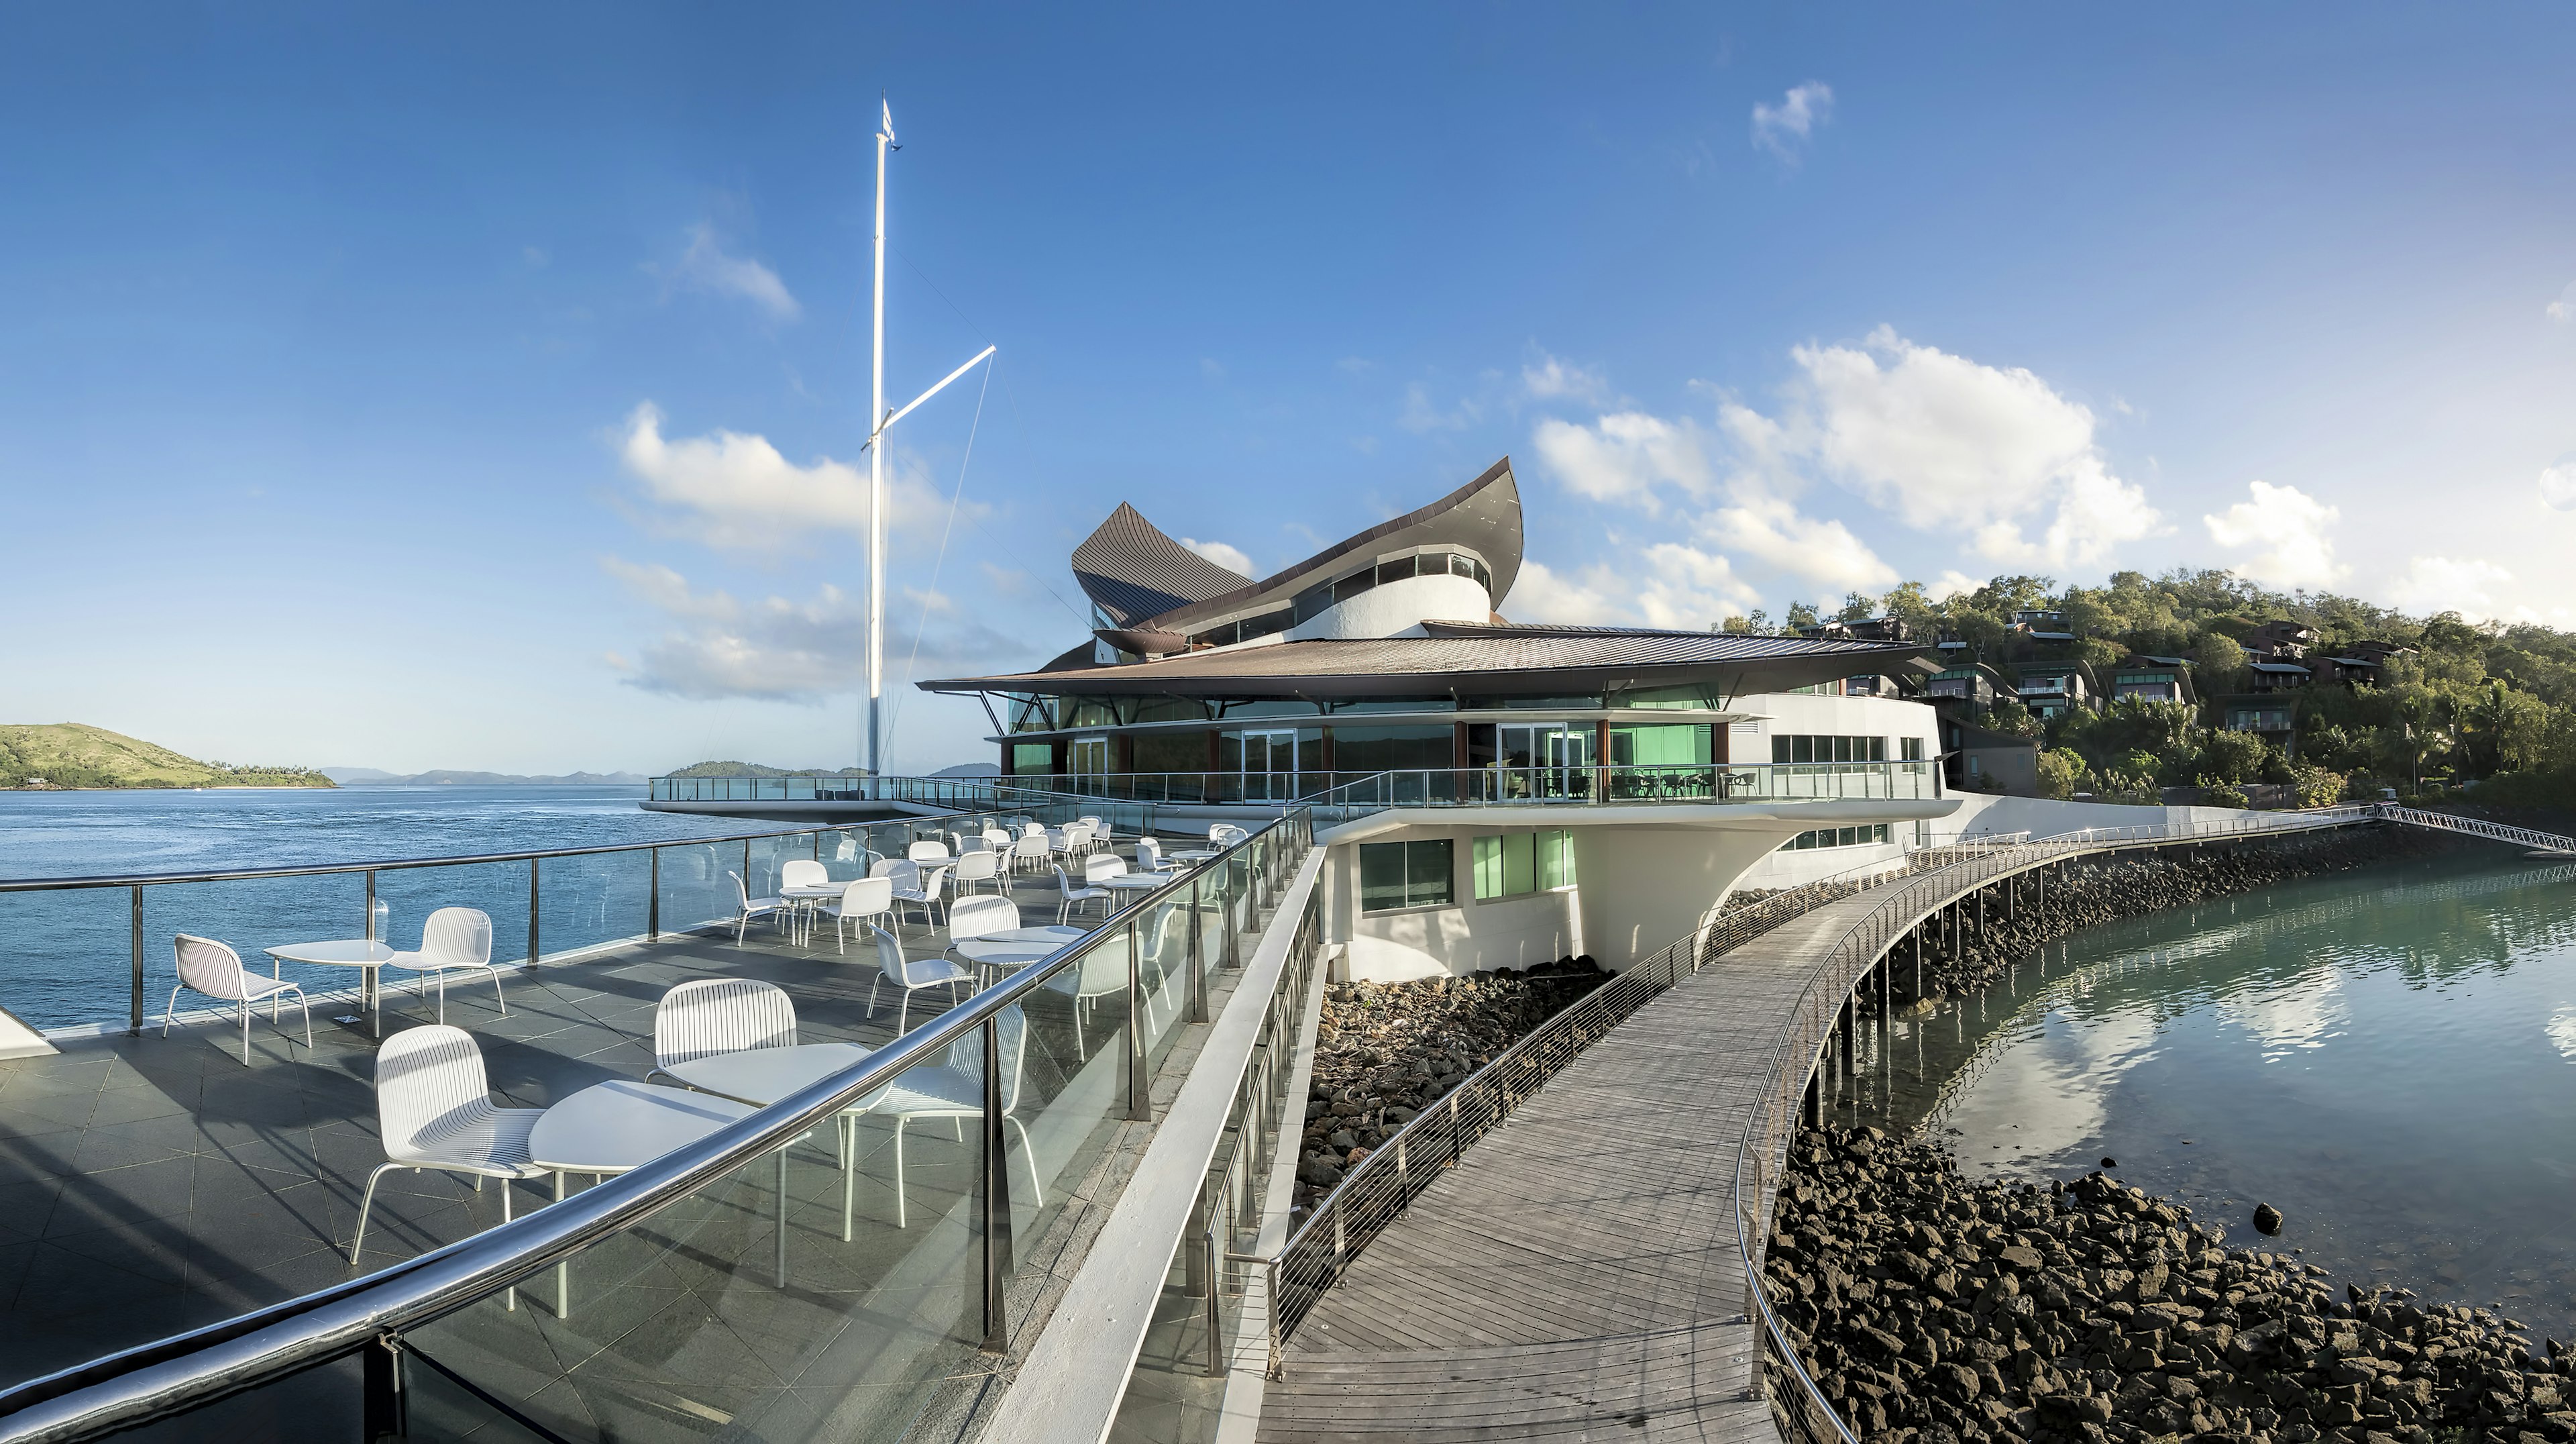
[881,97,896,146]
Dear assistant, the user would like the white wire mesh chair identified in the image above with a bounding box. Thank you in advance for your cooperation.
[1010,834,1050,878]
[649,978,796,1080]
[780,859,828,890]
[382,907,505,1024]
[1046,940,1144,1061]
[352,1024,547,1264]
[819,876,896,954]
[852,1004,1042,1227]
[951,849,1005,898]
[730,871,786,942]
[907,839,951,863]
[1055,864,1111,926]
[867,925,970,1035]
[890,863,951,928]
[1132,837,1177,875]
[166,934,312,1066]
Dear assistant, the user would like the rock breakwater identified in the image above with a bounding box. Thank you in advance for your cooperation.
[1293,959,1605,1208]
[1901,827,2458,1002]
[1773,1127,2568,1444]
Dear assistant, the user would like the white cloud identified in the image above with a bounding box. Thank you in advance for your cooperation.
[614,403,977,554]
[2202,480,2345,590]
[1397,382,1480,433]
[1504,549,1758,631]
[603,559,1022,703]
[1530,411,1710,510]
[657,223,800,321]
[2387,556,2513,618]
[2540,454,2576,511]
[1752,82,1834,162]
[1522,353,1610,405]
[1786,327,2160,568]
[1703,493,1897,595]
[1930,571,1982,603]
[1178,537,1255,576]
[2548,280,2576,324]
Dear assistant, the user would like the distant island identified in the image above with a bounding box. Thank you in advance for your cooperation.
[322,768,649,786]
[0,724,335,790]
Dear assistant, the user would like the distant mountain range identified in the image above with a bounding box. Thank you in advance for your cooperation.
[322,768,649,787]
[5,724,334,790]
[661,760,1002,779]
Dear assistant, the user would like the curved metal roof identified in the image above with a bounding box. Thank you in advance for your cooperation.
[1069,503,1256,626]
[1122,458,1525,635]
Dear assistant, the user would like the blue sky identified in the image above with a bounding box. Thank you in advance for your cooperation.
[4,5,2573,775]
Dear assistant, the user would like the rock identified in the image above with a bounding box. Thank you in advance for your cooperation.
[2254,1202,2284,1235]
[2100,1157,2116,1168]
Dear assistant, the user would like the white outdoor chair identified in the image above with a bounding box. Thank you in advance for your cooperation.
[650,977,797,1080]
[730,871,786,942]
[819,877,895,954]
[856,1004,1042,1227]
[945,894,1024,953]
[833,837,860,864]
[951,849,1005,898]
[908,839,951,863]
[981,826,1014,854]
[1209,824,1249,848]
[166,934,313,1066]
[352,1024,547,1264]
[1010,834,1050,878]
[892,863,951,928]
[781,859,828,890]
[1133,837,1176,875]
[1055,864,1111,926]
[1077,816,1108,848]
[382,907,506,1025]
[1046,943,1146,1060]
[868,925,971,1034]
[1083,852,1126,884]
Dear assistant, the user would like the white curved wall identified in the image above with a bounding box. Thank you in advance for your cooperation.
[1287,571,1490,641]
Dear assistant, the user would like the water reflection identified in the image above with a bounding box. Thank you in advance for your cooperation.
[1833,854,2576,1339]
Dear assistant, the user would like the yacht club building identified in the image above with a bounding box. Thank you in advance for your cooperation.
[923,460,1964,979]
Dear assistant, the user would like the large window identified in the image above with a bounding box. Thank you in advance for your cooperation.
[1789,824,1892,850]
[1131,731,1210,772]
[1010,743,1054,774]
[1472,830,1576,901]
[1332,725,1454,773]
[1359,839,1454,913]
[1770,735,1888,764]
[1609,723,1711,767]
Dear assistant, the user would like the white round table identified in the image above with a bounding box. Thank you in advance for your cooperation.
[262,939,397,1037]
[1097,873,1171,893]
[954,937,1065,987]
[780,883,845,945]
[665,1042,876,1240]
[987,925,1086,944]
[530,1080,776,1309]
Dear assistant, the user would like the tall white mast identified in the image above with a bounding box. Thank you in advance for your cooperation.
[861,98,994,783]
[867,99,892,778]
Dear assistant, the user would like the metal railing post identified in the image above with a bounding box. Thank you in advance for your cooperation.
[980,1014,1014,1353]
[1126,919,1152,1122]
[128,885,144,1036]
[647,848,661,941]
[1187,879,1209,1025]
[527,858,541,966]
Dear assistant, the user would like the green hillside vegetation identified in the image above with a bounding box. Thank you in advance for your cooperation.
[666,760,869,778]
[0,724,335,790]
[1728,569,2576,808]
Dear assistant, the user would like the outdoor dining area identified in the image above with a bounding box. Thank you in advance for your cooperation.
[0,812,1257,1433]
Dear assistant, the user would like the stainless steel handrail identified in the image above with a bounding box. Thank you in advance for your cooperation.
[0,809,1313,1441]
[1729,805,2379,1444]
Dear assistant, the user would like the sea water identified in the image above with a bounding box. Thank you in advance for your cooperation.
[0,786,765,1029]
[1833,852,2576,1340]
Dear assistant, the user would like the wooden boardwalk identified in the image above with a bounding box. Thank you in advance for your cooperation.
[1255,877,1913,1444]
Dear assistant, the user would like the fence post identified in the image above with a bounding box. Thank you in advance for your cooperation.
[527,858,541,966]
[647,848,661,941]
[979,1015,1015,1352]
[1187,878,1210,1025]
[128,884,144,1036]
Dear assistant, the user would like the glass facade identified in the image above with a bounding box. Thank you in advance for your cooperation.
[1471,829,1576,901]
[1771,734,1889,764]
[1788,823,1892,850]
[1359,839,1455,913]
[1609,723,1712,767]
[1010,743,1053,774]
[1333,725,1455,773]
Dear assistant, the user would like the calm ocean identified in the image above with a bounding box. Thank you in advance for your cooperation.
[0,786,780,1030]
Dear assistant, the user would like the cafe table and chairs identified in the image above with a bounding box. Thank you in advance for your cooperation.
[866,925,971,1034]
[176,934,318,1064]
[256,933,392,1039]
[380,907,506,1025]
[528,1080,772,1312]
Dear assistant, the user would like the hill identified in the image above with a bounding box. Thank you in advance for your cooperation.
[0,725,334,790]
[665,760,870,779]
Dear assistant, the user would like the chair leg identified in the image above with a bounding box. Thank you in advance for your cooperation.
[867,976,881,1019]
[238,1001,252,1067]
[1009,1115,1044,1206]
[351,1162,398,1264]
[297,990,313,1051]
[435,971,447,1025]
[161,986,182,1039]
[898,989,910,1035]
[490,968,507,1017]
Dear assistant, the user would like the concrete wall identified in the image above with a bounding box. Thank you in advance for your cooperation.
[1727,692,1941,762]
[1287,572,1491,641]
[1939,792,2253,840]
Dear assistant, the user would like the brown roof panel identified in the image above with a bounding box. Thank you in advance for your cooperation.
[1069,503,1255,625]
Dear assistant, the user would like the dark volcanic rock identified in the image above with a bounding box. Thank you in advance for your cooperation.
[1772,1127,2559,1444]
[1291,958,1607,1211]
[2254,1202,2285,1235]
